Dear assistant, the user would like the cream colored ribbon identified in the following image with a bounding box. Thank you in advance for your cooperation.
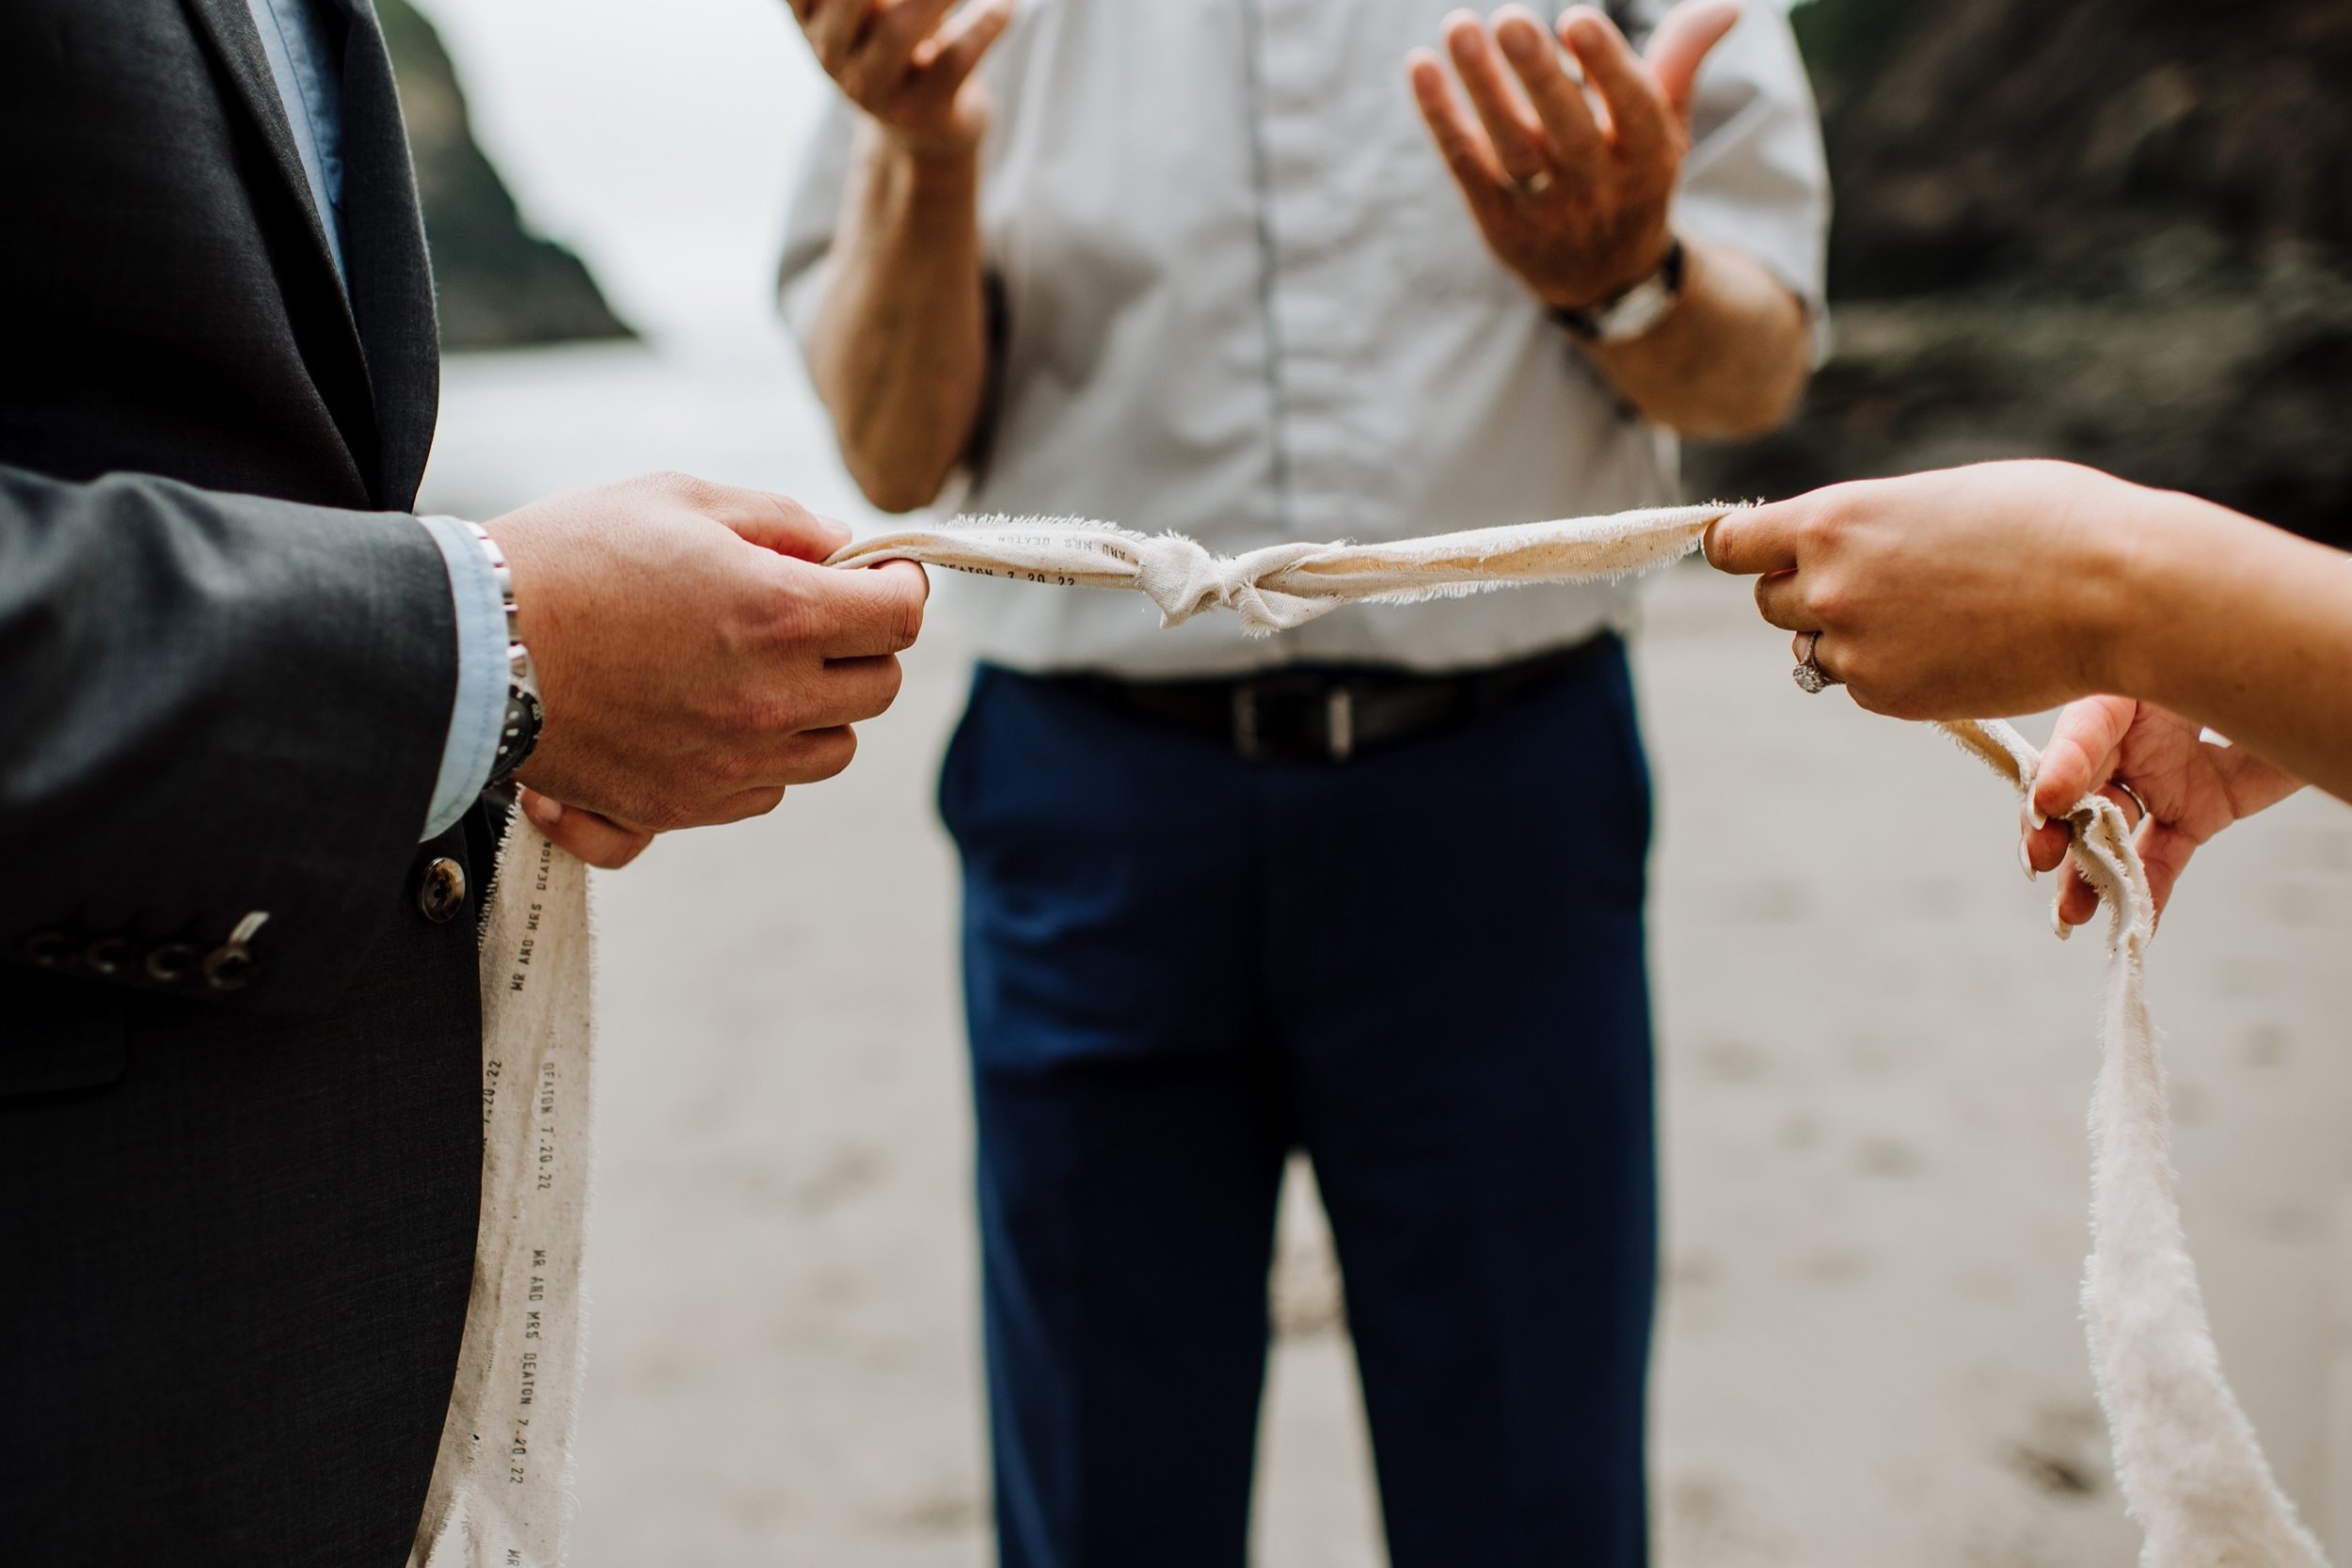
[1943,719,2326,1568]
[825,505,1727,634]
[420,505,2328,1567]
[830,507,2328,1567]
[411,814,596,1568]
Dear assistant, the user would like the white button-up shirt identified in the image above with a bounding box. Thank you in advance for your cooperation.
[783,0,1829,677]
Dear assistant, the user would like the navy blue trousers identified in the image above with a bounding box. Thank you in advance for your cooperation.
[939,646,1658,1568]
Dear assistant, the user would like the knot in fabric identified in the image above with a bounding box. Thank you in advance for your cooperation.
[1129,535,1338,631]
[821,504,1734,637]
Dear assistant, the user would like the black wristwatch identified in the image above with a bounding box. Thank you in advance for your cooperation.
[1549,239,1686,344]
[464,520,545,788]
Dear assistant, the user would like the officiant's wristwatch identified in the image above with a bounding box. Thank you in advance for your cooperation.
[1549,239,1686,345]
[465,521,545,789]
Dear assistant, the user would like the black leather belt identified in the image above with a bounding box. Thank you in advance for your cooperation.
[1050,633,1616,764]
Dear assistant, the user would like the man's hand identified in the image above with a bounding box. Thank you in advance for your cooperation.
[2026,699,2302,931]
[516,786,656,871]
[1408,2,1740,310]
[482,472,928,864]
[790,0,1014,157]
[796,0,1009,510]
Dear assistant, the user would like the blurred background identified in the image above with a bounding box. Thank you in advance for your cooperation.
[389,1,2352,1561]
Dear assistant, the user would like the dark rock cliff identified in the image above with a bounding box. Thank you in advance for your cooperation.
[378,0,632,350]
[1690,0,2352,546]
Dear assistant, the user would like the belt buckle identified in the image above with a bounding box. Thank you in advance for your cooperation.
[1232,678,1355,763]
[1326,685,1355,763]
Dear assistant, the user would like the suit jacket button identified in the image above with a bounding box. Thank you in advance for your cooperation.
[22,928,75,968]
[84,935,138,975]
[202,942,259,991]
[417,856,468,924]
[145,942,201,984]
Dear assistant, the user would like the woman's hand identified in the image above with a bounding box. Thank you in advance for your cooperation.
[1703,460,2166,719]
[2027,698,2302,930]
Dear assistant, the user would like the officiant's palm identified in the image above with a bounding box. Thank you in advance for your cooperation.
[1408,2,1741,311]
[2027,696,2302,929]
[792,0,1013,156]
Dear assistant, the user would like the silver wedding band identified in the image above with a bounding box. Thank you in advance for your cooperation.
[2112,778,2150,829]
[1511,168,1554,197]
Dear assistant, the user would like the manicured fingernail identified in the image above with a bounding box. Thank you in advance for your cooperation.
[2028,805,2047,831]
[2052,905,2072,942]
[526,793,562,828]
[2019,840,2037,883]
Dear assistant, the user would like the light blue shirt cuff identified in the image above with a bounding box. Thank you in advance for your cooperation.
[418,515,510,841]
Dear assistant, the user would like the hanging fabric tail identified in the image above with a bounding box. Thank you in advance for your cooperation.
[1938,720,2328,1568]
[409,810,597,1568]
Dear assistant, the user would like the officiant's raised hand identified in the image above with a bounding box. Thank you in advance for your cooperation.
[1405,3,1809,437]
[482,471,927,864]
[1408,2,1740,313]
[790,0,1015,156]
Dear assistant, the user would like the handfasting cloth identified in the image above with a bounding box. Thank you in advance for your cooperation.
[427,504,2325,1568]
[409,828,596,1568]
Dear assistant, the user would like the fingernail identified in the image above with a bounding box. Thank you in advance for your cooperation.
[2019,840,2037,883]
[526,792,562,828]
[2028,805,2047,831]
[2051,905,2072,942]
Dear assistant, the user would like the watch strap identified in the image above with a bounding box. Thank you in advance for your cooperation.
[462,521,545,789]
[1549,240,1686,344]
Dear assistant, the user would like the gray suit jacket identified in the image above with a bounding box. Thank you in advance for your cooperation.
[1,2,487,1560]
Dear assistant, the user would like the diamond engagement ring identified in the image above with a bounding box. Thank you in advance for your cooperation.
[1792,631,1836,694]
